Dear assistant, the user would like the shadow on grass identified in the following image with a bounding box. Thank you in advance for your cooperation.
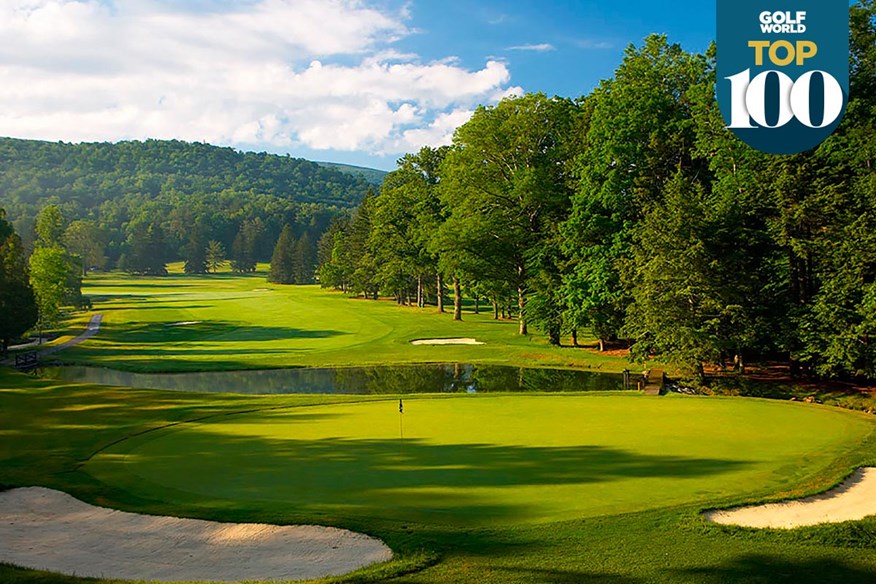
[671,554,876,583]
[89,302,215,312]
[96,425,751,525]
[84,282,205,289]
[484,567,642,583]
[91,321,346,344]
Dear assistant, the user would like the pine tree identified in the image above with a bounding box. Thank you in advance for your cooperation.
[206,240,225,273]
[230,219,263,273]
[123,223,168,275]
[268,225,296,284]
[183,227,208,274]
[292,231,316,284]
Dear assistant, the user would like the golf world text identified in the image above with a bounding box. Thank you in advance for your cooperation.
[723,10,842,131]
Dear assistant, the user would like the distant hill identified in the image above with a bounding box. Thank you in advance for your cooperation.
[0,137,374,266]
[316,161,388,186]
[0,137,372,210]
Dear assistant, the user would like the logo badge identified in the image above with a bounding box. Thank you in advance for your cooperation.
[717,1,849,154]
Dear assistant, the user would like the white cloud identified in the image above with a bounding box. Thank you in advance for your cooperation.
[0,0,516,156]
[575,39,614,50]
[506,43,555,52]
[393,108,474,152]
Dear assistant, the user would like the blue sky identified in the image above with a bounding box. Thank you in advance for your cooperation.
[397,1,716,101]
[0,1,718,170]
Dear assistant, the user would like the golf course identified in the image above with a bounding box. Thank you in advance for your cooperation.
[2,270,876,583]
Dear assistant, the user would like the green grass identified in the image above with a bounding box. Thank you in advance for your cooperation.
[87,395,871,527]
[3,272,876,582]
[62,270,636,372]
[2,370,876,583]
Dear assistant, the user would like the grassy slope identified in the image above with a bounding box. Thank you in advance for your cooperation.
[88,395,872,527]
[61,270,634,373]
[2,272,876,582]
[1,371,875,583]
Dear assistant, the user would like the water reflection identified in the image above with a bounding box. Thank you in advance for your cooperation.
[42,364,625,395]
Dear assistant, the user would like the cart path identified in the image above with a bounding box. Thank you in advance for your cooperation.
[40,313,103,356]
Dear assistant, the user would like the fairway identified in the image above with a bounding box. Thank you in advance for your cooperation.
[6,274,876,583]
[86,394,873,526]
[64,271,634,372]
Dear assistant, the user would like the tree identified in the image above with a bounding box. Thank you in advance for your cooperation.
[368,146,448,307]
[316,218,353,290]
[0,209,38,356]
[29,246,74,327]
[122,223,168,275]
[788,1,876,376]
[206,240,226,273]
[183,225,208,274]
[35,205,65,248]
[292,231,316,284]
[64,220,107,276]
[342,190,379,298]
[230,218,264,273]
[30,206,84,326]
[268,225,296,284]
[439,93,577,335]
[562,35,710,350]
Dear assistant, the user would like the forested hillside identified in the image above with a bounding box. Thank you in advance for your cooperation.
[0,138,373,267]
[316,162,388,186]
[319,2,876,381]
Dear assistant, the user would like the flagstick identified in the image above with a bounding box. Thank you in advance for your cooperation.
[399,398,404,442]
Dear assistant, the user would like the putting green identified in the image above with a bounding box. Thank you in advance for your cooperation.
[86,395,873,526]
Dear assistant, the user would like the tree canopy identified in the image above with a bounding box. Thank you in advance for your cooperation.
[0,208,37,354]
[0,137,376,273]
[318,2,876,381]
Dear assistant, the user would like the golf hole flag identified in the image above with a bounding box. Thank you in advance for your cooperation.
[716,1,849,154]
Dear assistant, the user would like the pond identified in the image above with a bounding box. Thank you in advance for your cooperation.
[42,364,626,395]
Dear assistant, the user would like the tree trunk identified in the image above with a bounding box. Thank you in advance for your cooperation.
[474,296,480,315]
[493,300,499,320]
[548,326,560,346]
[572,329,579,347]
[417,276,423,308]
[453,277,462,321]
[437,273,444,313]
[518,285,527,335]
[598,339,605,352]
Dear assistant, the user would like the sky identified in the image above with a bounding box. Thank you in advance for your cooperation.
[0,0,717,170]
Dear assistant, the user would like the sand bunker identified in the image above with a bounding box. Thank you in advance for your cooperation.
[410,338,484,345]
[705,468,876,529]
[0,487,392,583]
[166,321,203,327]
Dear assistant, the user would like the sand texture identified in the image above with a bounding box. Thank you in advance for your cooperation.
[705,468,876,529]
[410,338,484,345]
[0,487,392,582]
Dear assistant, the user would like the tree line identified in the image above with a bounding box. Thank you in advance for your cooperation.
[0,138,375,274]
[0,137,378,347]
[317,2,876,380]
